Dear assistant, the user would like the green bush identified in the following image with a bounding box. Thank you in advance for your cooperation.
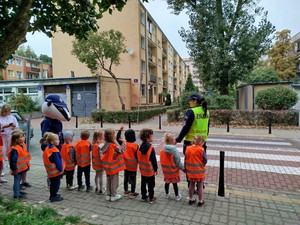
[6,92,40,114]
[92,105,178,123]
[166,108,185,122]
[165,93,171,106]
[255,85,298,110]
[214,95,235,109]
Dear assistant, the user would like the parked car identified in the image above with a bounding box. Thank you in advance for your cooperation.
[11,110,34,139]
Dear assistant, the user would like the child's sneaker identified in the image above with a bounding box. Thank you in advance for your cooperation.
[189,199,196,205]
[86,186,93,192]
[0,178,7,183]
[111,194,122,202]
[129,192,139,198]
[149,197,156,204]
[123,191,129,197]
[69,185,77,190]
[95,187,99,193]
[175,194,182,201]
[106,195,111,201]
[165,194,170,199]
[140,196,149,202]
[78,185,85,191]
[66,184,70,190]
[98,188,106,195]
[197,200,205,207]
[21,182,31,187]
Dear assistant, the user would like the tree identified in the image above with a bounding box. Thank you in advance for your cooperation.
[255,85,298,110]
[39,54,52,64]
[246,66,279,83]
[268,30,297,81]
[15,45,38,59]
[184,73,198,92]
[166,0,275,95]
[72,30,127,110]
[0,0,147,68]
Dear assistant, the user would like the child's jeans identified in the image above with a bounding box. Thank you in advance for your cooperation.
[77,165,91,187]
[13,172,22,197]
[141,175,155,200]
[65,170,75,186]
[49,175,61,199]
[124,170,137,193]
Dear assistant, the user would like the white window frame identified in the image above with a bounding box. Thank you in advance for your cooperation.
[8,70,14,77]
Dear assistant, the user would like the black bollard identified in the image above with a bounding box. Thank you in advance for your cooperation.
[100,115,103,128]
[268,116,272,134]
[159,115,161,130]
[75,116,78,128]
[26,119,31,151]
[218,151,225,197]
[128,115,131,129]
[226,117,230,132]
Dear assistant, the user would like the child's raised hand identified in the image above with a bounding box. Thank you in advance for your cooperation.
[120,126,124,131]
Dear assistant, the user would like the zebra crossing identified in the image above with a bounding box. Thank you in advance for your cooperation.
[151,135,300,192]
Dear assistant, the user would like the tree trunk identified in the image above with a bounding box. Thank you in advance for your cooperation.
[0,0,34,67]
[106,70,126,110]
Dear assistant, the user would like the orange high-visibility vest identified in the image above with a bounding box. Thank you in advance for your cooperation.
[123,142,138,172]
[43,146,63,178]
[185,145,206,179]
[101,143,125,175]
[0,146,3,162]
[7,144,31,173]
[75,140,91,167]
[160,149,179,179]
[61,143,76,171]
[92,143,103,170]
[137,145,155,177]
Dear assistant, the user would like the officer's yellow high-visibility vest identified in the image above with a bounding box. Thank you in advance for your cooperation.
[184,107,209,142]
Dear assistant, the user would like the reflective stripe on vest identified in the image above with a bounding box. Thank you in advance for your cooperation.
[185,145,206,179]
[75,140,91,167]
[137,145,155,177]
[0,146,4,161]
[123,142,138,171]
[101,143,125,175]
[61,143,76,171]
[184,107,209,142]
[92,144,103,170]
[160,149,179,179]
[43,146,62,178]
[7,144,31,173]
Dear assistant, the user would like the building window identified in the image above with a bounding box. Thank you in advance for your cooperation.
[7,59,14,64]
[16,59,22,66]
[158,58,162,66]
[8,70,14,77]
[29,87,38,93]
[141,36,145,49]
[4,88,12,94]
[140,10,145,25]
[141,84,146,97]
[26,61,30,67]
[17,71,22,79]
[153,86,156,95]
[141,60,146,74]
[18,88,27,94]
[158,40,161,48]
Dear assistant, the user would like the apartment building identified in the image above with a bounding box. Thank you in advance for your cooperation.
[0,55,52,81]
[52,0,189,110]
[183,57,204,92]
[291,32,300,77]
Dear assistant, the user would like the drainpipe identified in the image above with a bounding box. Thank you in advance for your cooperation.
[252,84,255,110]
[145,10,149,104]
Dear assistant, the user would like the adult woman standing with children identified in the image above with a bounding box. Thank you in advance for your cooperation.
[175,93,209,153]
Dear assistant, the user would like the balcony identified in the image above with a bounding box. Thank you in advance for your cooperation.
[162,48,167,57]
[148,55,156,67]
[163,81,167,87]
[150,74,156,83]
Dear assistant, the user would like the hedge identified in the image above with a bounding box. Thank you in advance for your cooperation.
[167,109,299,126]
[92,105,178,123]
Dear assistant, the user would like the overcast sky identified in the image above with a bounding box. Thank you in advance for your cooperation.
[25,0,300,58]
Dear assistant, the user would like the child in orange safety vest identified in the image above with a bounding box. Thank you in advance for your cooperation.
[7,129,31,199]
[43,132,64,202]
[160,133,185,201]
[61,130,77,190]
[116,126,139,198]
[185,134,207,207]
[75,129,93,192]
[138,128,158,204]
[92,130,105,194]
[100,128,126,202]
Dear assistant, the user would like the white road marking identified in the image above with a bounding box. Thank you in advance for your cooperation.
[208,138,291,146]
[208,144,299,153]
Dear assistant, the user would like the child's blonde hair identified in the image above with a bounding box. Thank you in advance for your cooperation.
[40,132,50,144]
[93,130,104,144]
[192,135,205,145]
[10,129,24,146]
[46,132,59,145]
[80,130,90,140]
[104,128,115,143]
[163,133,175,145]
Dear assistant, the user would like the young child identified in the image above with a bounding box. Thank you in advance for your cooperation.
[92,130,105,194]
[75,129,93,192]
[7,129,31,199]
[117,126,139,198]
[40,132,50,189]
[185,135,207,207]
[43,132,64,202]
[160,133,185,201]
[61,131,77,190]
[138,128,158,204]
[100,128,126,202]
